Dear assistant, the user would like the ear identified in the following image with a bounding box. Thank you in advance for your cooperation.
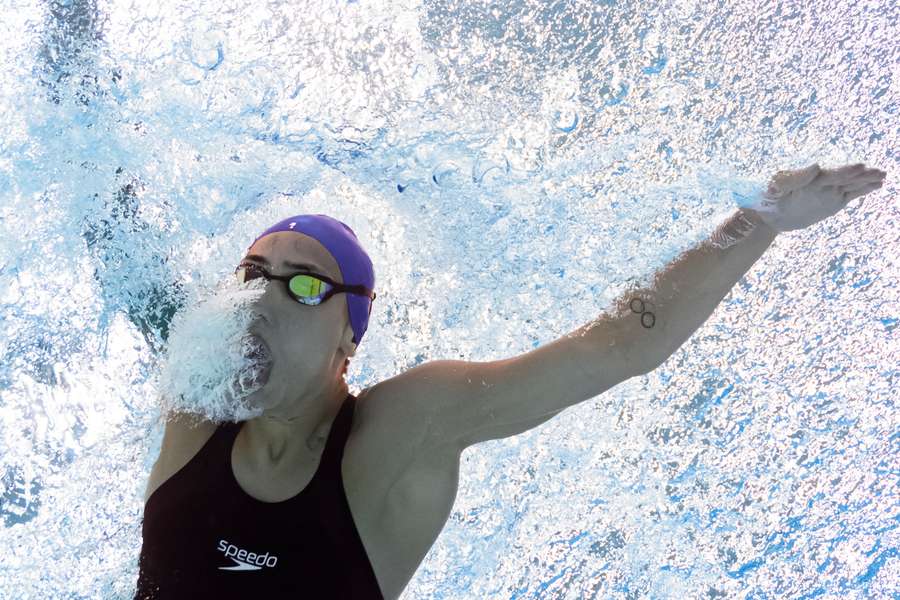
[340,321,357,358]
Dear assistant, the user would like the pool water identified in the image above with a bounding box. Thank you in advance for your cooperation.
[0,0,897,598]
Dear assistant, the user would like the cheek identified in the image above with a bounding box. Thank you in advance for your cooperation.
[269,296,346,345]
[279,310,340,348]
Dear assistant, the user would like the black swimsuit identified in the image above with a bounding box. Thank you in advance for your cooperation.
[134,393,384,599]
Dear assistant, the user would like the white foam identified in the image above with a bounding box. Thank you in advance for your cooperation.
[157,277,269,423]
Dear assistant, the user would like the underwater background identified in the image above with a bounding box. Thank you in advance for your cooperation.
[0,0,897,597]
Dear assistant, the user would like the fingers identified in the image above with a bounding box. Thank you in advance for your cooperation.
[841,168,887,191]
[842,180,884,202]
[815,163,867,186]
[767,163,887,205]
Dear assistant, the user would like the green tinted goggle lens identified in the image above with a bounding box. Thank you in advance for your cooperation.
[236,266,331,305]
[288,274,329,304]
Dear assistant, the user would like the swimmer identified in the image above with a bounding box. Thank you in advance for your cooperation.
[134,163,886,599]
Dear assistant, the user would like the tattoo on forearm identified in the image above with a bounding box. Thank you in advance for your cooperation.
[629,297,656,328]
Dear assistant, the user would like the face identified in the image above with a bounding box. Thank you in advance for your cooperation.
[239,231,356,416]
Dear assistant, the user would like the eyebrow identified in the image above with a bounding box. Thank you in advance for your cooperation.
[242,254,327,274]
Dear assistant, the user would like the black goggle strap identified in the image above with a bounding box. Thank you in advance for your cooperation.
[236,264,374,301]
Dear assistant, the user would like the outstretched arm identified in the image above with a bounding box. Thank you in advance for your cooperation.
[364,163,885,452]
[617,206,778,369]
[626,161,886,373]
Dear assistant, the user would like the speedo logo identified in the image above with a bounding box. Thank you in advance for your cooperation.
[217,539,279,571]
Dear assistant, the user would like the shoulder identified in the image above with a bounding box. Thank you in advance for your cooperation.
[351,360,483,450]
[349,369,448,466]
[352,383,426,446]
[351,359,484,444]
[344,373,461,512]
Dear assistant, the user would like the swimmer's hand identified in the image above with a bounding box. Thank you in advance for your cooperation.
[750,163,886,233]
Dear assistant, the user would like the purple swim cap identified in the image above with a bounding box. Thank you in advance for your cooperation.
[248,214,375,347]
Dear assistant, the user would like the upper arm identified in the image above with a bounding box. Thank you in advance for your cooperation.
[380,314,659,452]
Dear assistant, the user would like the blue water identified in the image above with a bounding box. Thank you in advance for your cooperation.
[0,0,898,598]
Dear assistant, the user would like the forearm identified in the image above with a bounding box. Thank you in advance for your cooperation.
[576,208,778,371]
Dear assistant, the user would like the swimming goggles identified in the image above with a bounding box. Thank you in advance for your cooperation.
[235,262,376,306]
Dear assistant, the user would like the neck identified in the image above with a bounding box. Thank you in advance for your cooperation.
[243,379,350,468]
